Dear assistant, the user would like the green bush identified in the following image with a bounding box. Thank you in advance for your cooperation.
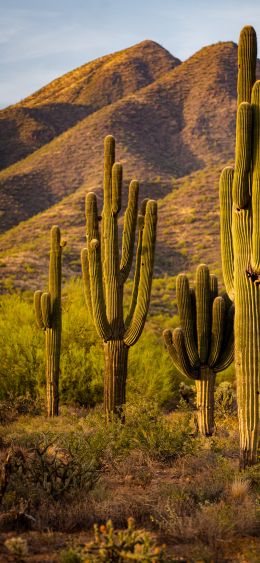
[84,401,194,463]
[0,278,183,408]
[0,429,101,507]
[127,328,180,408]
[215,382,237,417]
[60,279,103,406]
[0,293,44,399]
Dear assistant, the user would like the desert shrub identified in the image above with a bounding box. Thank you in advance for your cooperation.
[216,363,235,384]
[176,382,196,410]
[215,381,237,417]
[0,430,101,508]
[195,493,258,546]
[0,279,182,408]
[0,294,44,399]
[0,396,44,424]
[0,281,104,406]
[127,321,182,408]
[60,280,104,406]
[60,518,165,562]
[126,409,193,462]
[84,402,194,464]
[60,549,82,563]
[152,455,258,553]
[4,537,28,558]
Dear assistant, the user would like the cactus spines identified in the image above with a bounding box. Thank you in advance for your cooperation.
[34,226,66,417]
[164,265,234,436]
[81,135,157,417]
[220,25,260,466]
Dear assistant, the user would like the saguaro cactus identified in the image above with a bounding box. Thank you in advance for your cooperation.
[81,135,157,417]
[220,25,260,465]
[34,226,66,417]
[163,265,234,436]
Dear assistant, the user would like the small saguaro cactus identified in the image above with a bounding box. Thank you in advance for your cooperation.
[163,265,234,436]
[81,135,157,418]
[220,26,260,465]
[34,226,66,417]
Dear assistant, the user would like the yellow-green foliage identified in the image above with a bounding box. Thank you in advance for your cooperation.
[0,293,44,399]
[0,278,182,407]
[61,518,165,562]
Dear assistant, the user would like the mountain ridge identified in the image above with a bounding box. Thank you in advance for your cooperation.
[0,40,180,171]
[1,38,260,292]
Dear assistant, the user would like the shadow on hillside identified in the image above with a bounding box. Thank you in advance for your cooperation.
[106,96,205,178]
[0,168,58,234]
[153,240,188,277]
[0,103,94,171]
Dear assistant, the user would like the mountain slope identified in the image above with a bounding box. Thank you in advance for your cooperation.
[0,40,179,170]
[1,38,260,292]
[1,41,256,234]
[0,163,224,292]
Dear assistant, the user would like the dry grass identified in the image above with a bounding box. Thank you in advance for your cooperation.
[229,477,251,501]
[0,408,259,561]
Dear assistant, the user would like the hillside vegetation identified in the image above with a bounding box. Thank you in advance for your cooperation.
[1,32,260,562]
[0,40,260,294]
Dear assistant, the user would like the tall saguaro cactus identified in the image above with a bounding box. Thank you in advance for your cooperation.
[163,265,234,436]
[34,226,66,417]
[81,135,157,417]
[220,26,260,465]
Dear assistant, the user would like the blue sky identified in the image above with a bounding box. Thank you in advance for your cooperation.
[1,0,260,108]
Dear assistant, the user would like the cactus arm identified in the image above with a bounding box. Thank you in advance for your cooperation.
[81,248,93,319]
[238,26,257,105]
[49,226,62,305]
[176,274,200,366]
[163,329,195,379]
[86,192,111,341]
[103,135,115,209]
[233,102,252,210]
[214,334,234,372]
[89,239,111,340]
[210,275,218,302]
[219,167,235,300]
[41,292,52,328]
[189,287,198,346]
[124,200,157,347]
[251,82,260,271]
[103,162,123,335]
[173,328,199,380]
[86,192,101,246]
[163,328,198,379]
[208,296,226,367]
[163,329,182,370]
[120,180,139,282]
[34,290,44,329]
[196,264,211,364]
[214,303,234,371]
[111,163,122,215]
[102,139,123,334]
[124,200,148,328]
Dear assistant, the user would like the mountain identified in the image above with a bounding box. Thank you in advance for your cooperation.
[0,40,179,171]
[0,39,259,292]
